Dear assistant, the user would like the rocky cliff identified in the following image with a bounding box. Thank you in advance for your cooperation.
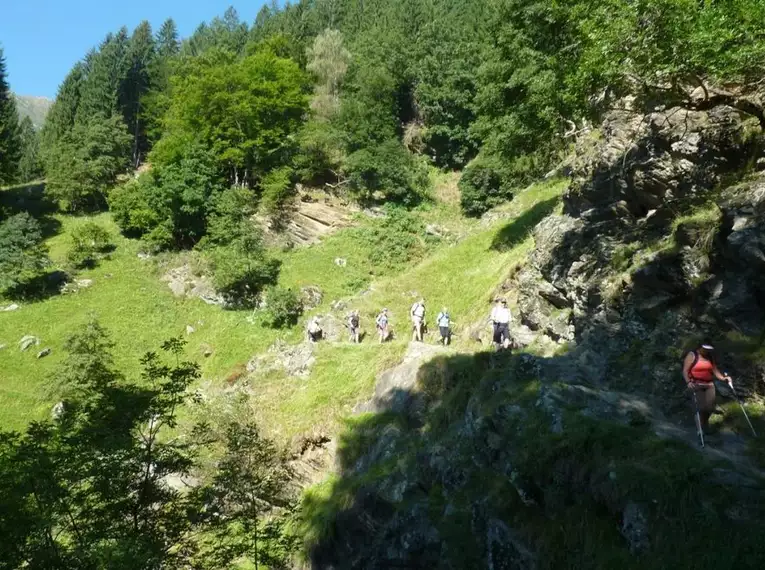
[300,96,765,569]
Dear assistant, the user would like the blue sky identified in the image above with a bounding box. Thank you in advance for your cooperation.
[0,1,270,98]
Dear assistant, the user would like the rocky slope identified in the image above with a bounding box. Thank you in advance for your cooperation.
[299,96,765,569]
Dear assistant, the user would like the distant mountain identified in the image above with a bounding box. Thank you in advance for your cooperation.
[14,94,53,129]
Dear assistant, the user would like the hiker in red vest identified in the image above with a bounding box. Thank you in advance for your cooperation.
[682,343,732,433]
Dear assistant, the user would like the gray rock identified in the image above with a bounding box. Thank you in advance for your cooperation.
[37,348,52,359]
[185,325,195,335]
[334,257,347,267]
[621,502,649,553]
[2,303,20,311]
[18,335,39,352]
[300,285,323,309]
[330,299,348,311]
[51,401,65,421]
[75,278,93,288]
[200,343,213,358]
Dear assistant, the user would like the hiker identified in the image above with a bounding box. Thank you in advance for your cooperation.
[348,310,361,343]
[682,343,732,433]
[436,307,452,346]
[410,299,426,342]
[307,316,323,343]
[489,298,512,350]
[376,308,390,344]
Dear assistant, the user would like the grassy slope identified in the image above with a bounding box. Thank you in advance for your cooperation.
[0,178,567,437]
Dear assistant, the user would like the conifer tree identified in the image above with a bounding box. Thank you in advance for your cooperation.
[77,28,131,123]
[0,47,21,185]
[156,18,180,58]
[17,116,42,183]
[40,62,84,154]
[124,21,155,166]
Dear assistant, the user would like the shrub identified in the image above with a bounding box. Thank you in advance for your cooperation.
[109,145,225,250]
[293,120,344,186]
[353,208,437,271]
[459,155,512,216]
[199,186,257,249]
[263,286,303,329]
[0,212,50,294]
[66,222,113,269]
[208,229,280,309]
[260,166,295,221]
[344,140,429,206]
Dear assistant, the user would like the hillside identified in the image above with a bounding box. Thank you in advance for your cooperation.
[13,94,52,128]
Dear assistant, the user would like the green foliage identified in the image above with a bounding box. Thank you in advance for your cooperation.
[157,47,309,186]
[66,221,113,269]
[307,29,351,120]
[201,186,257,248]
[263,286,303,328]
[0,48,21,185]
[45,113,132,212]
[293,119,344,186]
[345,140,429,205]
[352,207,435,270]
[0,212,50,294]
[208,228,281,308]
[16,116,43,183]
[109,144,225,249]
[458,155,513,216]
[0,320,298,568]
[261,165,296,218]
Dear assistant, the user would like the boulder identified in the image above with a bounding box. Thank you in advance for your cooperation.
[51,401,65,421]
[18,335,39,352]
[334,257,347,267]
[36,348,52,359]
[300,285,324,310]
[185,325,195,335]
[200,343,214,358]
[2,303,20,311]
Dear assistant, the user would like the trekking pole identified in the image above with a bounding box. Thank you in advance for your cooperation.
[726,377,757,437]
[689,386,705,448]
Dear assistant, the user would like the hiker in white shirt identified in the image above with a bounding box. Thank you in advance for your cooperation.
[410,299,426,342]
[489,298,512,350]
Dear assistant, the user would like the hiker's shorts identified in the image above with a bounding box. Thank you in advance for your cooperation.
[692,382,716,412]
[412,315,423,327]
[439,326,450,339]
[493,322,509,344]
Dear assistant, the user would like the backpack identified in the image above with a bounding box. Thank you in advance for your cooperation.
[350,315,359,327]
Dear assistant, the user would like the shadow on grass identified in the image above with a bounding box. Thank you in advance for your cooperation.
[489,197,559,252]
[300,345,765,570]
[4,270,69,302]
[0,183,61,239]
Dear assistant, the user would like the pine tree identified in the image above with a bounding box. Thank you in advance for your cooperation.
[17,116,42,183]
[77,28,131,123]
[124,21,155,166]
[40,62,84,155]
[0,48,21,185]
[156,18,180,59]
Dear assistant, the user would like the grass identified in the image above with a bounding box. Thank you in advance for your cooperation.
[0,177,567,439]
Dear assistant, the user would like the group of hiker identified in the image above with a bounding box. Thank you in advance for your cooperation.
[306,297,515,349]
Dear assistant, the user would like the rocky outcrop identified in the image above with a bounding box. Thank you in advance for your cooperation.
[515,99,765,403]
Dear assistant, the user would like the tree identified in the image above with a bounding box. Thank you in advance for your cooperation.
[17,116,43,183]
[66,221,113,269]
[156,18,180,58]
[0,47,20,185]
[76,28,131,123]
[40,63,84,154]
[156,48,309,187]
[124,21,156,167]
[45,113,132,212]
[307,29,351,119]
[0,212,50,294]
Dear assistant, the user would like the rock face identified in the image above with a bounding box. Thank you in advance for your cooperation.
[514,99,765,402]
[18,335,39,352]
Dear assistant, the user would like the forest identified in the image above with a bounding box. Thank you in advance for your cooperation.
[2,0,765,568]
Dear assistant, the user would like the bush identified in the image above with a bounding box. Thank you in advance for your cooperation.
[208,228,280,308]
[0,212,50,294]
[353,208,437,271]
[66,222,113,269]
[109,145,225,250]
[200,186,257,249]
[458,155,512,216]
[344,140,429,206]
[260,166,295,220]
[263,286,303,329]
[293,120,344,186]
